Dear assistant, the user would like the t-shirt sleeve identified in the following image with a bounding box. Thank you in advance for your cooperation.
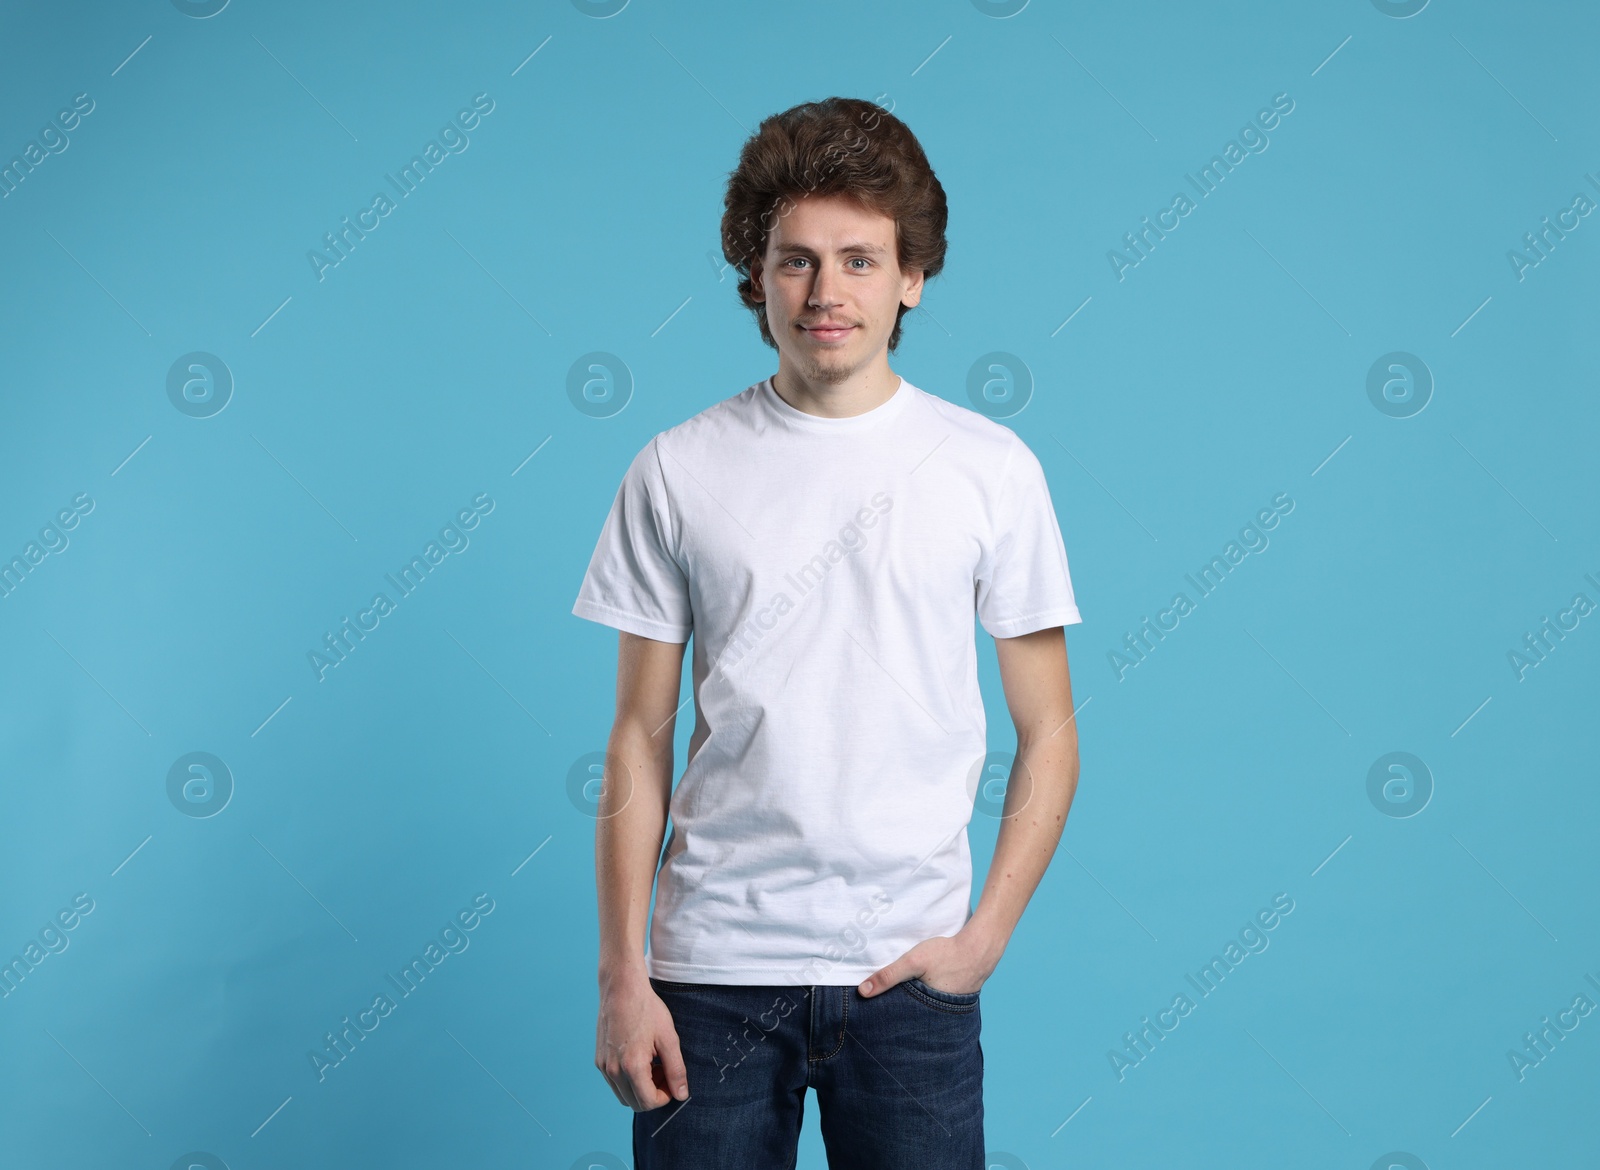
[571,436,693,643]
[975,439,1083,638]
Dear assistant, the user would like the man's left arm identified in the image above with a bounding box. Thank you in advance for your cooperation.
[858,624,1080,997]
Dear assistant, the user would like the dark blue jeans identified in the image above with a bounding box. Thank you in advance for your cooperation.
[633,977,985,1169]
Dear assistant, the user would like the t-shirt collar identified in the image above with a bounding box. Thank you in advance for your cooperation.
[758,374,912,433]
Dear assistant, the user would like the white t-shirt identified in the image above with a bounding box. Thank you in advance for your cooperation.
[572,374,1082,984]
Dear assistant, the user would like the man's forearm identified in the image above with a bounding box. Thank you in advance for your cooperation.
[595,723,673,984]
[964,728,1080,964]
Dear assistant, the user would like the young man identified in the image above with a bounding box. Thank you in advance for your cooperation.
[572,97,1083,1169]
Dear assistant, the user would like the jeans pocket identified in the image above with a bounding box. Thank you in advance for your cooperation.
[904,976,980,1013]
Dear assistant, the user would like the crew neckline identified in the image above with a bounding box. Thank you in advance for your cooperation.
[759,374,913,433]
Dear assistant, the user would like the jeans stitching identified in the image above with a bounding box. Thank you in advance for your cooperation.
[809,986,848,1062]
[903,979,980,1014]
[651,978,717,993]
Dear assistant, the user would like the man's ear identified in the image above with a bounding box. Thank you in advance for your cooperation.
[749,257,765,303]
[901,267,925,310]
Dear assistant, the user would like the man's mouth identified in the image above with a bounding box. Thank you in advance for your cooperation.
[801,323,855,342]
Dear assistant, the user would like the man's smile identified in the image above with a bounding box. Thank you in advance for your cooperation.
[799,322,856,343]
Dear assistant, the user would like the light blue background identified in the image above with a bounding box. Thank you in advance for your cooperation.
[1,1,1596,1167]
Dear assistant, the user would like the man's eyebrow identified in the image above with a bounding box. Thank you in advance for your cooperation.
[773,240,888,255]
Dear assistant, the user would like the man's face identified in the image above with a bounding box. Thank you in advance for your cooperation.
[751,193,924,384]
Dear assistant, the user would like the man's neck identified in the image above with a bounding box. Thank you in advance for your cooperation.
[771,362,902,420]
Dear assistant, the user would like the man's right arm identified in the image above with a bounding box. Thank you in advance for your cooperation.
[594,629,691,1111]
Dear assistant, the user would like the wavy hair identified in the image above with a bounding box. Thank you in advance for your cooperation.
[720,97,947,352]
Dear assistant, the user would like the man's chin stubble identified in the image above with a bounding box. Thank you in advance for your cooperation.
[806,358,855,385]
[790,332,859,386]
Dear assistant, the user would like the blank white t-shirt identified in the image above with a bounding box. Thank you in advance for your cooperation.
[572,374,1082,984]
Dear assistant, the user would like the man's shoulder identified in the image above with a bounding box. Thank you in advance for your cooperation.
[905,381,1031,465]
[649,379,766,451]
[909,382,1020,438]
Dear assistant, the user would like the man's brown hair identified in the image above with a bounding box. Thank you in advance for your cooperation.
[721,97,948,353]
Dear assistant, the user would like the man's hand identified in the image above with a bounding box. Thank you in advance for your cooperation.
[594,632,689,1112]
[596,967,690,1111]
[855,923,1003,998]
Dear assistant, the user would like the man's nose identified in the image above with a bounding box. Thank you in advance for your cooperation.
[809,264,843,307]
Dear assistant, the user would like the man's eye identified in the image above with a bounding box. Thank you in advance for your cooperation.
[849,257,871,269]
